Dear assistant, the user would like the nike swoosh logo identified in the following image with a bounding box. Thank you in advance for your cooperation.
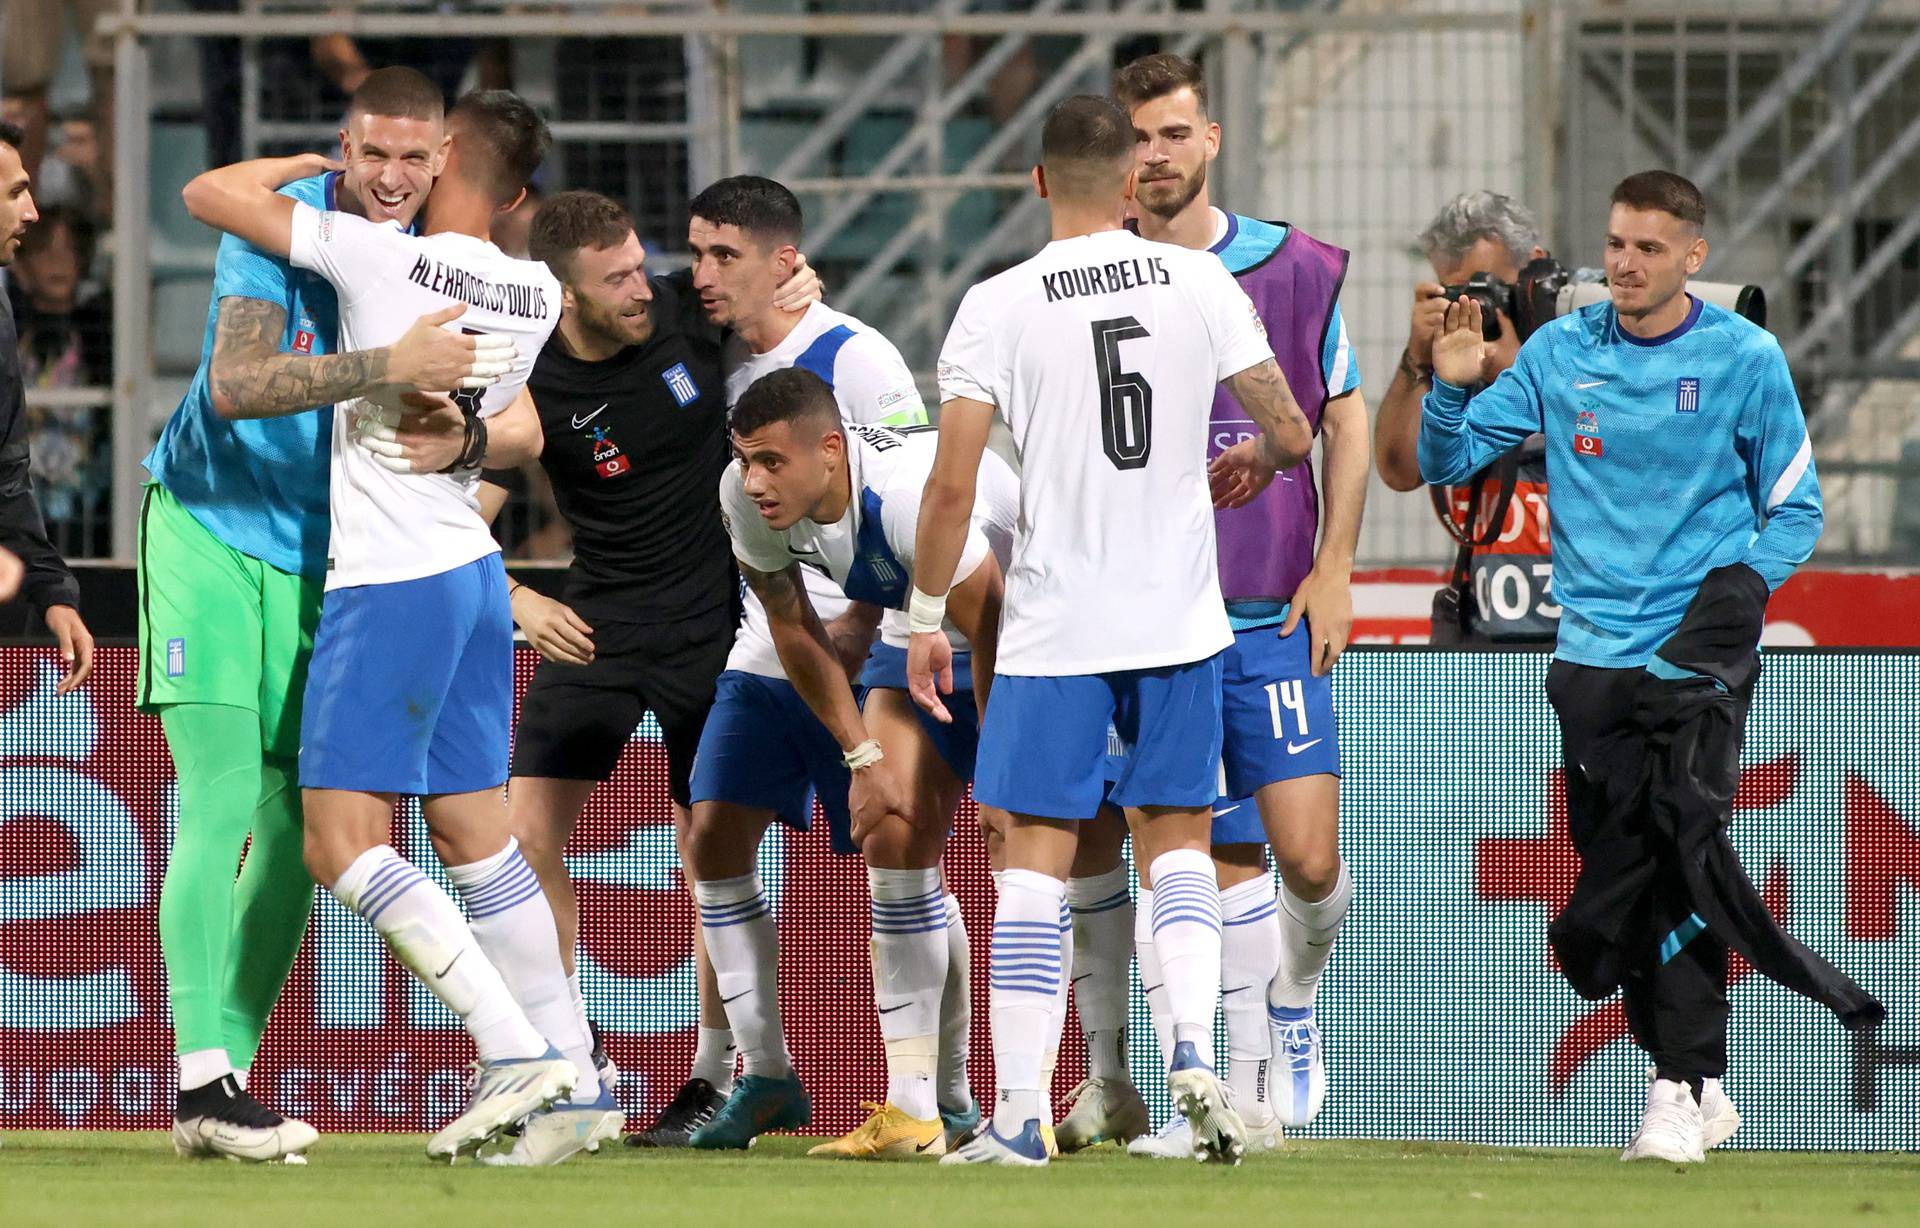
[1070,973,1092,986]
[435,951,463,979]
[1307,939,1333,948]
[721,990,753,1005]
[1286,739,1323,755]
[916,1136,942,1153]
[1211,804,1241,818]
[877,1003,911,1015]
[1222,985,1254,996]
[572,403,609,429]
[787,546,821,558]
[1574,380,1608,390]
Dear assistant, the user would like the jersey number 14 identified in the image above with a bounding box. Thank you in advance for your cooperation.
[1092,316,1153,471]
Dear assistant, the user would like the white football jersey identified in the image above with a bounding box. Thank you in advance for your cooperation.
[721,425,1017,652]
[936,228,1273,675]
[288,201,561,589]
[721,304,928,678]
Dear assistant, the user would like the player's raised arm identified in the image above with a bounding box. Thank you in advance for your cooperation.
[182,153,338,259]
[906,395,991,719]
[1417,295,1544,486]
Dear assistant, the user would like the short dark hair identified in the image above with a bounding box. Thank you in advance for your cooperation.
[529,190,634,282]
[17,204,94,267]
[729,368,840,440]
[1040,95,1136,197]
[449,90,551,208]
[1611,170,1707,231]
[1113,53,1209,116]
[0,120,23,153]
[348,66,445,124]
[689,175,803,248]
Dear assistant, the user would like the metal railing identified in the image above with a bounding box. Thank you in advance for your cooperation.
[52,1,1920,570]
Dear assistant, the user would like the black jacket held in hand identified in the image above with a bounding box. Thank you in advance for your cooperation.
[0,291,80,614]
[1548,563,1886,1032]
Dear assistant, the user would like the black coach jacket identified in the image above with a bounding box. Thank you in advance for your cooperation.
[1547,563,1885,1031]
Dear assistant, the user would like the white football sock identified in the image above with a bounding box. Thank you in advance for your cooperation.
[989,869,1065,1135]
[178,1048,231,1094]
[335,845,545,1063]
[694,874,790,1078]
[1147,849,1223,1069]
[231,1067,249,1093]
[1221,873,1281,1116]
[447,839,596,1094]
[1271,860,1352,1010]
[691,1027,738,1094]
[1067,864,1133,1082]
[1044,896,1072,1117]
[869,867,947,1120]
[937,893,973,1114]
[1134,887,1173,1071]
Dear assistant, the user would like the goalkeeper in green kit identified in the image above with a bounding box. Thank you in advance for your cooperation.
[140,68,514,1161]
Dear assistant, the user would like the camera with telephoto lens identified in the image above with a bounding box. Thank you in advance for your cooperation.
[1442,256,1767,342]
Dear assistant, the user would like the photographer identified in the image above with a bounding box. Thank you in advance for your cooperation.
[1375,191,1553,642]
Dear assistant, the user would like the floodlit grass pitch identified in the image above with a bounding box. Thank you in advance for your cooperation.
[1,1132,1916,1228]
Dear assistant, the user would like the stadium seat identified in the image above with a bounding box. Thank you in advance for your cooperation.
[150,123,219,278]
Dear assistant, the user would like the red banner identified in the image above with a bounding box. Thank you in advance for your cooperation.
[1352,568,1920,647]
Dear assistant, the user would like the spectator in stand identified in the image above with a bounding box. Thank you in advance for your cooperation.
[7,203,111,555]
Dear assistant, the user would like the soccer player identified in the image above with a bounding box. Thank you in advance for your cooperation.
[1112,53,1367,1154]
[1421,170,1881,1163]
[717,369,1017,1157]
[182,90,597,1163]
[674,176,979,1151]
[143,68,513,1162]
[914,95,1313,1166]
[474,190,820,1148]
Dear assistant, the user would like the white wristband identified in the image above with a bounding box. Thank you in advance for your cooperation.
[842,739,884,770]
[907,586,948,634]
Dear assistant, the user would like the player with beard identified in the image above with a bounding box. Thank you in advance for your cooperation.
[475,190,821,1149]
[1111,53,1365,1156]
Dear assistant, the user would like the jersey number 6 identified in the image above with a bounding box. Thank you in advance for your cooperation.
[1092,316,1153,471]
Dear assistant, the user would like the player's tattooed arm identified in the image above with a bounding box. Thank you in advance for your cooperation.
[209,298,511,420]
[209,297,387,420]
[1223,358,1314,471]
[741,561,874,755]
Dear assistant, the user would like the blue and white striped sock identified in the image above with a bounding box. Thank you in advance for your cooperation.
[869,867,947,1119]
[334,844,544,1063]
[1042,896,1072,1104]
[1148,849,1224,1069]
[989,869,1065,1135]
[937,893,973,1114]
[1067,864,1134,1081]
[694,874,790,1078]
[449,838,595,1091]
[1221,872,1280,1112]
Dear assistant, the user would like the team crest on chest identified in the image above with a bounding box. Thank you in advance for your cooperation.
[1676,376,1701,413]
[663,362,700,408]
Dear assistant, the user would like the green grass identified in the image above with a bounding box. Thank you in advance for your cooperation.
[2,1132,1916,1228]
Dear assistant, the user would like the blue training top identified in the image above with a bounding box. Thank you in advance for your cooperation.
[145,173,341,579]
[1418,296,1821,669]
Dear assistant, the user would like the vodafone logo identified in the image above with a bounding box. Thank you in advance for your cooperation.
[1573,433,1603,458]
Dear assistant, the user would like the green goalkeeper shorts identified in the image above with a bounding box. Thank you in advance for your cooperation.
[136,483,324,759]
